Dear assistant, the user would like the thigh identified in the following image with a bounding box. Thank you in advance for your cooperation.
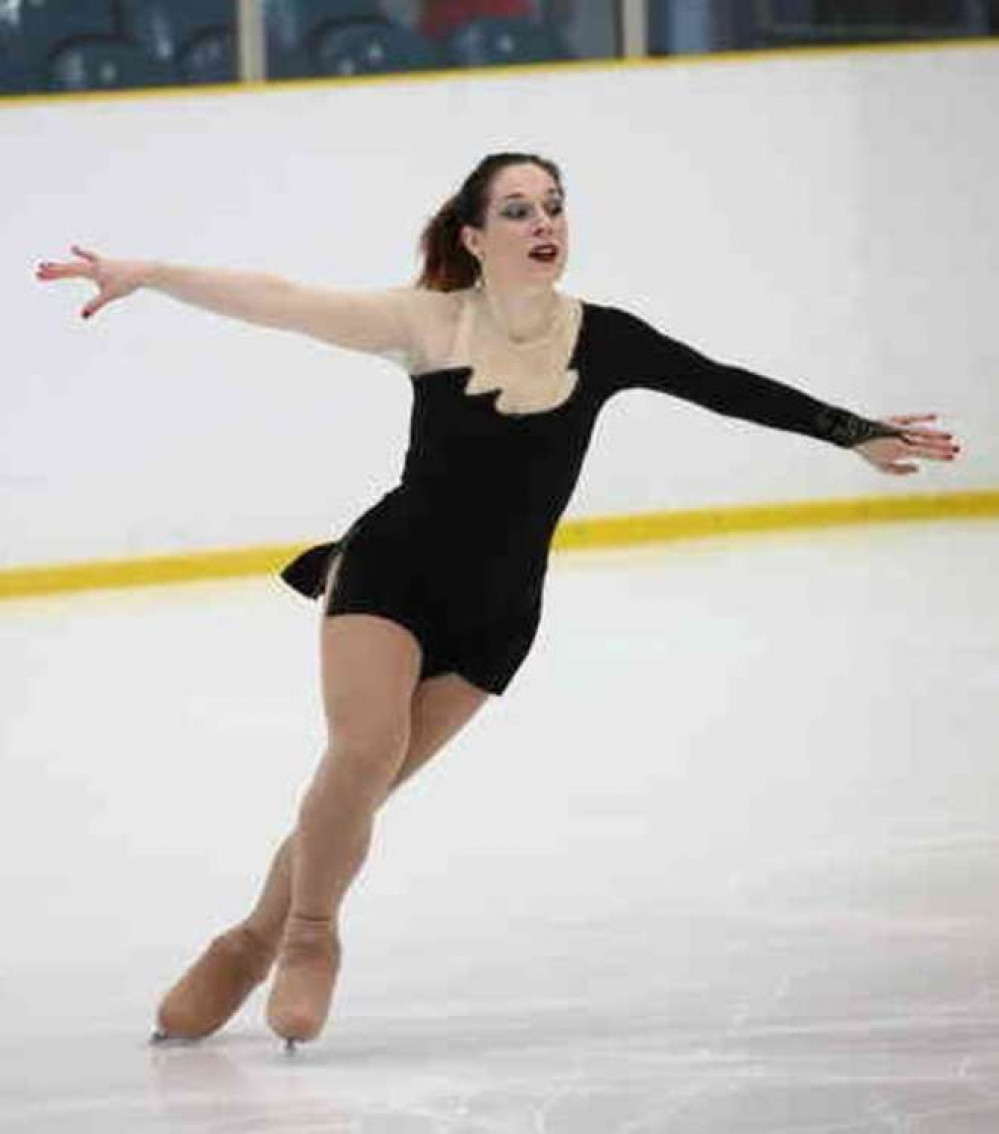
[400,673,491,779]
[321,613,422,711]
[318,550,424,743]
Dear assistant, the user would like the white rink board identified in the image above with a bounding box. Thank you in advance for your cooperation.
[3,45,996,566]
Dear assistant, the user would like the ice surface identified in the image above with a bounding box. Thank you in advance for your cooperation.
[1,520,997,1132]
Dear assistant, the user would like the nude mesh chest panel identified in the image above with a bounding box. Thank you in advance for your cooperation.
[377,286,583,416]
[440,287,583,414]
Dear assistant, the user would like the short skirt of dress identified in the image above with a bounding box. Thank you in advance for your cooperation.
[279,537,542,696]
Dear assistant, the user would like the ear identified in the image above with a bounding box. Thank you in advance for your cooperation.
[460,223,482,262]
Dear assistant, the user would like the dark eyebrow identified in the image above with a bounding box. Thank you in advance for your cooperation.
[498,189,563,201]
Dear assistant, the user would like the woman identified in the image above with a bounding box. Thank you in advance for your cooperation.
[35,152,960,1049]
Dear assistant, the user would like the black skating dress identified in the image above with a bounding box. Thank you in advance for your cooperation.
[280,286,900,695]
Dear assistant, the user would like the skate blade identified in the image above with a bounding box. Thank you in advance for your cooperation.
[149,1030,201,1047]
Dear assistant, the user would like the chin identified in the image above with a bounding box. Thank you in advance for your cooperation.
[528,261,565,281]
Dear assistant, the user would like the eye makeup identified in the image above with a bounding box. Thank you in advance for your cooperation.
[499,197,565,221]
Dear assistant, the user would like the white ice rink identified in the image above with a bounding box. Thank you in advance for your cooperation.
[2,519,998,1133]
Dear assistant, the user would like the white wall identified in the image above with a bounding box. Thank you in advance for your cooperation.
[3,44,996,567]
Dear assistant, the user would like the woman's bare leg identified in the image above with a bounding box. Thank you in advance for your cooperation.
[266,612,436,1043]
[241,671,488,948]
[155,644,488,1042]
[156,553,490,1043]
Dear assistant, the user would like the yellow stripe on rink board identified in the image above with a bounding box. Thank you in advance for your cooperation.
[550,489,999,550]
[0,544,307,600]
[1,489,997,601]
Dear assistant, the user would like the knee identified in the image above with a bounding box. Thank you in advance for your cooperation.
[324,714,411,790]
[334,702,409,753]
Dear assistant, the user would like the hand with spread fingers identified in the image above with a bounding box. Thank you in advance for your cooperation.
[35,244,152,320]
[853,415,962,475]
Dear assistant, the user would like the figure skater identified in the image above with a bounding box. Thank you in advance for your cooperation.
[35,151,961,1050]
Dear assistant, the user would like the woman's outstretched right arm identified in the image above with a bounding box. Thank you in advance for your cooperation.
[35,245,415,358]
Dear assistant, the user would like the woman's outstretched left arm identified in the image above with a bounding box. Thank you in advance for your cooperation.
[607,307,962,473]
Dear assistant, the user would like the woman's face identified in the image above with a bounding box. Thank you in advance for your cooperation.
[461,162,569,290]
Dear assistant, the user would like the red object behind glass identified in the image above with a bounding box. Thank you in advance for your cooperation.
[419,0,533,40]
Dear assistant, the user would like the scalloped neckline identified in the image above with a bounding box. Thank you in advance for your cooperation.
[411,302,589,420]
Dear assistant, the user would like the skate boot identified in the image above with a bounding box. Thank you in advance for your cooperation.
[152,923,277,1041]
[266,914,341,1051]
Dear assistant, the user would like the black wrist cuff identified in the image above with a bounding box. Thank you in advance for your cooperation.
[815,408,904,449]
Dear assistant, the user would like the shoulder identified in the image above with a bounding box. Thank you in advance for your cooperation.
[393,286,466,323]
[573,299,663,354]
[574,298,652,329]
[396,286,470,374]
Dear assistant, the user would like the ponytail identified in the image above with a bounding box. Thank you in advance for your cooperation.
[416,193,480,292]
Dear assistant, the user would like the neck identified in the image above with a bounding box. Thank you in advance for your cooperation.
[478,280,560,344]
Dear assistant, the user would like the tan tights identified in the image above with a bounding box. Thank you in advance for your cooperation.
[240,660,488,950]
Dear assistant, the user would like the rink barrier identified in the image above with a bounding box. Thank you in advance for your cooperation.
[1,489,997,601]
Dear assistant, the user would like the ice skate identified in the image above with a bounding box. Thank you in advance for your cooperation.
[153,923,277,1041]
[266,915,341,1047]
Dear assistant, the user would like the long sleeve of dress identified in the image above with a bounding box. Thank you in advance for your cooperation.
[604,306,902,449]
